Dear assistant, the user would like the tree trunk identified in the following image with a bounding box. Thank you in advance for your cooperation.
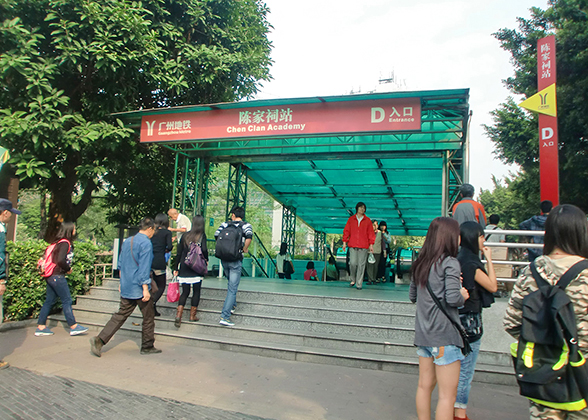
[44,180,97,242]
[38,191,47,240]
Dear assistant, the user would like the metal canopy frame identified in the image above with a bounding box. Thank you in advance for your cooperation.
[116,89,470,236]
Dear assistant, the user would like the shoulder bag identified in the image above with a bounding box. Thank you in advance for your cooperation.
[426,281,472,356]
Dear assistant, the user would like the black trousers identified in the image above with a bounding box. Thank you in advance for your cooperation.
[151,272,166,305]
[178,282,202,307]
[98,297,155,350]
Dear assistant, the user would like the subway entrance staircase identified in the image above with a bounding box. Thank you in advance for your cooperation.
[52,277,515,385]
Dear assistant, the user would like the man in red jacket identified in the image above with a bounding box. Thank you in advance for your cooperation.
[342,202,375,290]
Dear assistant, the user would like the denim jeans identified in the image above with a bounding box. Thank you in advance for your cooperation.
[38,275,76,326]
[221,259,242,320]
[455,338,482,408]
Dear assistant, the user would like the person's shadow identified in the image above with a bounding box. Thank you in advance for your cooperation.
[0,321,32,361]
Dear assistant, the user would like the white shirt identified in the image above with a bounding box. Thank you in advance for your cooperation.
[176,213,192,242]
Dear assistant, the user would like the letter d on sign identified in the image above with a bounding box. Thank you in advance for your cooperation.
[542,127,554,140]
[371,107,385,123]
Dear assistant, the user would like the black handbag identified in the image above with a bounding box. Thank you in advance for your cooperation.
[283,258,294,275]
[426,281,472,356]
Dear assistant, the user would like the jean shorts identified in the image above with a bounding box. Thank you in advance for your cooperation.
[417,345,465,366]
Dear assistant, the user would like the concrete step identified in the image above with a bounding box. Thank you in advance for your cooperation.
[77,294,416,327]
[71,299,512,369]
[73,300,415,341]
[94,281,417,314]
[48,313,515,386]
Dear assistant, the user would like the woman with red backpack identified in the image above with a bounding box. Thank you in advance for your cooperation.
[35,222,88,337]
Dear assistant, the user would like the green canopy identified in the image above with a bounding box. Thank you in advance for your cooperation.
[116,89,470,236]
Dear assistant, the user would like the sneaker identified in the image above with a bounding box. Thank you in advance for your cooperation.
[90,336,103,358]
[230,305,237,314]
[140,347,162,355]
[70,325,89,336]
[0,360,9,370]
[35,327,54,336]
[219,318,235,327]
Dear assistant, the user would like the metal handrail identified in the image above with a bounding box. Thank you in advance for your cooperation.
[247,232,277,278]
[483,228,544,284]
[252,232,278,272]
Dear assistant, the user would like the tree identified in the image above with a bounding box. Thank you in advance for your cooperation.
[0,0,273,238]
[486,0,588,211]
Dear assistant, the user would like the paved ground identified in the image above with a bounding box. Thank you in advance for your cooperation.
[0,366,271,420]
[0,323,529,420]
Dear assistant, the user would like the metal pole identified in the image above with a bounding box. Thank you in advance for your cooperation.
[441,151,448,216]
[171,153,179,208]
[464,110,472,184]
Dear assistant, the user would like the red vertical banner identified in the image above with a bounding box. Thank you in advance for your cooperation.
[537,35,559,205]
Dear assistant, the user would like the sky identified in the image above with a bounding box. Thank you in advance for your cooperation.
[254,0,548,194]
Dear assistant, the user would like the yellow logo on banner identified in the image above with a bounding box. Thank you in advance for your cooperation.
[519,83,557,117]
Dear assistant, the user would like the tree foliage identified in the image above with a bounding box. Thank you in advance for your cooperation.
[0,0,273,237]
[486,0,588,211]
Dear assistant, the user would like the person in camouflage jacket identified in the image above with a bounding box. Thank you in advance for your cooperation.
[504,204,588,420]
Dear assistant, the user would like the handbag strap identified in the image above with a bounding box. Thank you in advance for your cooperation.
[425,281,466,334]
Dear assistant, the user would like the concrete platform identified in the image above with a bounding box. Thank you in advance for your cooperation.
[0,324,528,420]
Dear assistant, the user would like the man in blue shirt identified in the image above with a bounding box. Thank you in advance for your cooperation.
[519,200,552,262]
[90,218,161,357]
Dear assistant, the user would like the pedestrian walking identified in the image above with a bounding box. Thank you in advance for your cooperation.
[90,218,160,357]
[36,222,88,337]
[172,215,208,327]
[342,202,375,290]
[151,213,172,317]
[215,206,252,327]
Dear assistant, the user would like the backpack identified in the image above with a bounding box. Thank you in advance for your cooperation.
[37,239,71,278]
[184,239,208,276]
[215,222,244,262]
[511,259,588,411]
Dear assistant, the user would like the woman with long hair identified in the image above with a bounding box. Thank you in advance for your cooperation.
[35,222,88,337]
[454,221,497,420]
[276,242,293,279]
[505,205,588,420]
[409,217,469,420]
[367,220,382,285]
[172,215,208,328]
[150,213,172,316]
[377,221,391,282]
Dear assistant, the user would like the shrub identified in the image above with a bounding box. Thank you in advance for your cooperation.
[2,240,107,322]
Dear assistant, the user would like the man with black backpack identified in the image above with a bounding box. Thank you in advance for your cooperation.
[215,206,253,327]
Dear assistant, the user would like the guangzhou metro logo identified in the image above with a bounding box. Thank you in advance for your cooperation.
[145,120,155,136]
[144,119,192,136]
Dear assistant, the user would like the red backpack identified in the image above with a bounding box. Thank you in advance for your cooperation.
[37,239,71,278]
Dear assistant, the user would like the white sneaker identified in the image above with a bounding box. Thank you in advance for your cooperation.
[219,318,235,327]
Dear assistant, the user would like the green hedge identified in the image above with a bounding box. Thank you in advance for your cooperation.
[2,240,107,322]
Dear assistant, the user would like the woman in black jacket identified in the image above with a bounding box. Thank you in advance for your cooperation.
[172,215,208,328]
[36,222,88,337]
[150,213,173,316]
